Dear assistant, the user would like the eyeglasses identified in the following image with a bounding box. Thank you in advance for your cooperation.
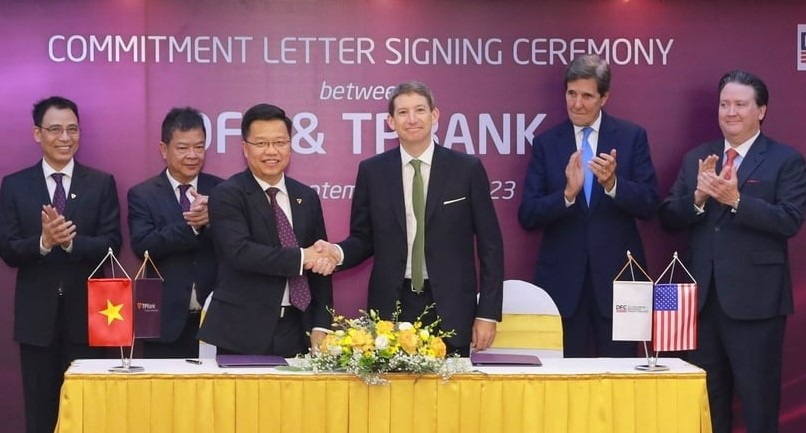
[244,139,291,150]
[39,124,80,136]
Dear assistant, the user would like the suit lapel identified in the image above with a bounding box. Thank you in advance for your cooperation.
[242,170,279,240]
[588,113,618,210]
[30,163,50,208]
[736,134,767,188]
[387,149,407,232]
[286,178,307,243]
[63,163,84,219]
[425,145,450,224]
[156,171,184,220]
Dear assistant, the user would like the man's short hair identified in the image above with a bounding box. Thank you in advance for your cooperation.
[32,96,79,126]
[565,55,611,96]
[718,70,769,108]
[241,104,292,139]
[161,107,206,144]
[387,81,436,115]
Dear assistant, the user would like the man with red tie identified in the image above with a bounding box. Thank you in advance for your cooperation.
[660,70,806,433]
[198,103,332,357]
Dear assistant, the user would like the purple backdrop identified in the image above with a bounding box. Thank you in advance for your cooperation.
[2,1,805,431]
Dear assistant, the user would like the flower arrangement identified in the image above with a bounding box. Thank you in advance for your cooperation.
[295,304,468,384]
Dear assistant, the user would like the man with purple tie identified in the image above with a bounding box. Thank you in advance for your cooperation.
[127,107,223,358]
[0,96,121,433]
[198,103,332,357]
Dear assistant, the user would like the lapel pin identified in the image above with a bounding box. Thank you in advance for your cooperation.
[70,193,76,199]
[296,198,302,205]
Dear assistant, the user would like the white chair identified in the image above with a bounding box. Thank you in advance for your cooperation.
[487,279,564,358]
[198,292,216,358]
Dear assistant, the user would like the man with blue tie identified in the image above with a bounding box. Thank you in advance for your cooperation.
[518,55,659,358]
[0,96,121,433]
[127,107,223,358]
[660,70,806,433]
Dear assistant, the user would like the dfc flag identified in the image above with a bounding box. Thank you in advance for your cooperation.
[652,283,697,352]
[88,278,133,346]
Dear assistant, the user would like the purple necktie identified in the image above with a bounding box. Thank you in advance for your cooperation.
[178,184,191,212]
[266,187,311,311]
[51,173,67,215]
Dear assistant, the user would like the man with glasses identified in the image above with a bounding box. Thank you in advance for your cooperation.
[127,107,223,358]
[0,96,121,433]
[198,103,333,357]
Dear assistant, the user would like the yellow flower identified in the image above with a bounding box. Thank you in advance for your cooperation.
[399,329,420,354]
[419,329,430,342]
[376,320,394,335]
[349,328,375,352]
[429,337,447,359]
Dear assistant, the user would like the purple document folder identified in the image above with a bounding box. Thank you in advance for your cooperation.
[470,351,542,366]
[215,354,288,368]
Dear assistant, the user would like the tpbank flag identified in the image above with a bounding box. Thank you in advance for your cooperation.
[88,278,133,346]
[799,25,806,71]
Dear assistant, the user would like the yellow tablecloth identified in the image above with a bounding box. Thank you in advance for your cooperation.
[56,358,711,433]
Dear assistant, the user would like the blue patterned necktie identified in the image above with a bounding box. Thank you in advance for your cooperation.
[581,127,594,205]
[51,173,67,215]
[266,187,311,311]
[178,184,191,212]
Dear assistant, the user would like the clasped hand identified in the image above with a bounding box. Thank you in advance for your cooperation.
[41,204,75,249]
[564,148,618,200]
[183,190,210,229]
[695,154,739,207]
[302,240,341,276]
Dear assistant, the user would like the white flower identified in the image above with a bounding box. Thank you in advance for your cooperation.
[398,322,413,331]
[328,345,343,356]
[419,329,430,340]
[375,335,389,349]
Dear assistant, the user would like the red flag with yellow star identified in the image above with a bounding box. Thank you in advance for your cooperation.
[88,278,133,346]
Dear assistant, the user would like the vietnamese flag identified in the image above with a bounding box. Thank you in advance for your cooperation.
[88,278,133,346]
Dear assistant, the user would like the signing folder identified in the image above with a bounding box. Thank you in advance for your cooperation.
[215,354,288,367]
[470,351,542,366]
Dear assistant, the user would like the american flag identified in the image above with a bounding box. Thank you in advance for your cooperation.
[652,283,697,352]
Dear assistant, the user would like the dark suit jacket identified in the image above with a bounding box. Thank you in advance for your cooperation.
[338,145,504,347]
[0,161,121,346]
[659,134,806,319]
[518,112,659,318]
[127,171,223,342]
[197,169,332,354]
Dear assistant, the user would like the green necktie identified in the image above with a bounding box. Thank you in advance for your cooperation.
[410,159,425,293]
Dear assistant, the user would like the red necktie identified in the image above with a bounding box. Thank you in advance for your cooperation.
[724,149,739,180]
[266,187,311,311]
[51,173,67,215]
[178,184,191,212]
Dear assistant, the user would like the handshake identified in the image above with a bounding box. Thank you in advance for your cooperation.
[302,240,342,276]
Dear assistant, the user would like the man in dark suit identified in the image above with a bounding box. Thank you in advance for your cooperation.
[518,55,659,358]
[198,103,332,357]
[660,70,806,433]
[127,107,223,358]
[0,96,121,433]
[315,81,504,356]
